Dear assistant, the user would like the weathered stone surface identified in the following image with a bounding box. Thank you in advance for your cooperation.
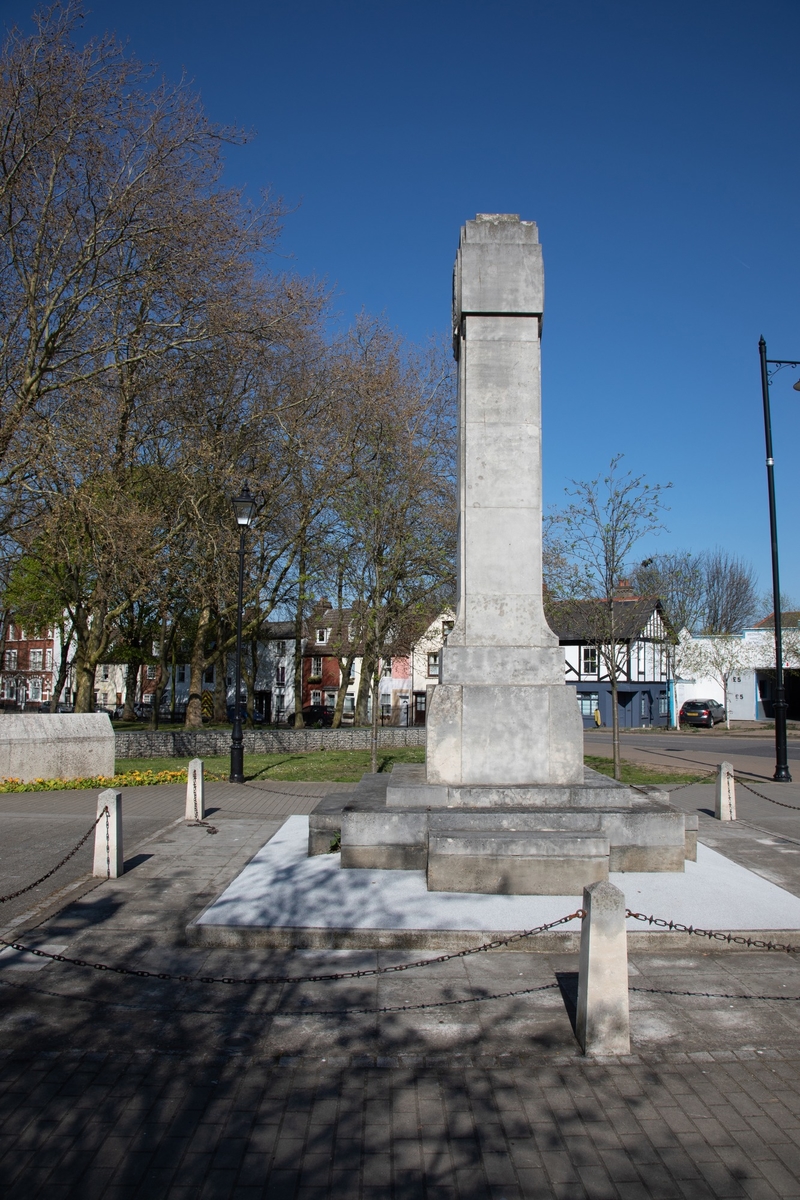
[185,758,205,821]
[576,880,630,1055]
[0,713,114,782]
[716,761,736,821]
[427,830,609,894]
[93,789,123,878]
[424,214,583,789]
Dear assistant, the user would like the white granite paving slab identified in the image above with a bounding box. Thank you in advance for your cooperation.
[196,815,800,933]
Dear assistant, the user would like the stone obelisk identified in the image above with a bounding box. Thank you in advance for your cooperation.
[425,213,584,788]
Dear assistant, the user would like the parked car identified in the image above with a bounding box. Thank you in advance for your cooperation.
[679,699,727,728]
[301,704,334,727]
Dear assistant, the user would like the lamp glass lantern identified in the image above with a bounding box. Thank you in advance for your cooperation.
[233,485,256,528]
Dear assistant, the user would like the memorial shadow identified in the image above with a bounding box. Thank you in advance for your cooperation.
[555,970,579,1035]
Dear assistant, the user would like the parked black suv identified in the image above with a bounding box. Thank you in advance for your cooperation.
[679,699,727,728]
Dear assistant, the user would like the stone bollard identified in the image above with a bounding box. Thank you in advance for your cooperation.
[715,761,736,821]
[576,880,630,1056]
[186,758,205,821]
[93,789,123,878]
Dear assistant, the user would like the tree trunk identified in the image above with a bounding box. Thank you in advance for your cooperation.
[49,619,73,712]
[213,630,228,724]
[123,661,140,721]
[355,649,374,726]
[292,543,306,728]
[331,653,356,729]
[185,605,211,729]
[610,670,621,780]
[370,669,379,773]
[72,604,111,713]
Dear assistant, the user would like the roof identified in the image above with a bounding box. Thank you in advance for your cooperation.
[753,612,800,630]
[264,620,295,640]
[547,596,672,643]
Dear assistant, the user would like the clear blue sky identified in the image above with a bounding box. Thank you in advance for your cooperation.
[5,0,800,603]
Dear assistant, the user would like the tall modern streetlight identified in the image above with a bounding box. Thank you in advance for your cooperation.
[230,484,257,784]
[758,337,795,782]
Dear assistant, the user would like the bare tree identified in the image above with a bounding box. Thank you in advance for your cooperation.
[631,551,706,634]
[702,550,759,634]
[553,456,671,779]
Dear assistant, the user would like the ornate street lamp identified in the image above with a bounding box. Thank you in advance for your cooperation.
[758,337,795,782]
[230,483,257,784]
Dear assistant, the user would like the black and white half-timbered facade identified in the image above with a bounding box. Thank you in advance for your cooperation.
[547,594,675,728]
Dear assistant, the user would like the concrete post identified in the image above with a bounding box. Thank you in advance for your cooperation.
[186,758,205,821]
[715,761,736,821]
[576,880,630,1056]
[93,789,123,878]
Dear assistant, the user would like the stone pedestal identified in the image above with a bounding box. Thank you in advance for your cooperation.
[334,215,688,894]
[423,214,583,791]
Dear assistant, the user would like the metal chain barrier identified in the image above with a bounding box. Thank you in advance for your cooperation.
[737,776,800,812]
[186,768,217,834]
[630,985,800,1002]
[0,974,562,1018]
[0,807,109,904]
[0,909,585,985]
[626,908,800,953]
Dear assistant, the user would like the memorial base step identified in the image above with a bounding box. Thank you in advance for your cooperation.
[427,829,609,894]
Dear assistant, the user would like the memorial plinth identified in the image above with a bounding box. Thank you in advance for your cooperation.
[336,214,689,893]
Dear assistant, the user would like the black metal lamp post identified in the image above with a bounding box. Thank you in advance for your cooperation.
[758,337,795,782]
[230,484,257,784]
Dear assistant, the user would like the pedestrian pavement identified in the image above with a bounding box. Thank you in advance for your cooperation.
[2,783,800,1196]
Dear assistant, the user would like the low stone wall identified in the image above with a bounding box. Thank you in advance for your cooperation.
[0,714,115,781]
[115,726,427,760]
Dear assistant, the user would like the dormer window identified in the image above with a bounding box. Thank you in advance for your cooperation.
[316,628,329,644]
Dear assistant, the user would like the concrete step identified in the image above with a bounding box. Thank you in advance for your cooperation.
[427,830,609,894]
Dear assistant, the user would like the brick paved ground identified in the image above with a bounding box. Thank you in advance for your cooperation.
[1,783,800,1197]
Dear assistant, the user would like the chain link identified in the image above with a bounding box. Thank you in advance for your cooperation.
[0,974,562,1018]
[737,777,800,812]
[105,807,110,879]
[0,807,109,904]
[626,908,800,953]
[0,909,585,985]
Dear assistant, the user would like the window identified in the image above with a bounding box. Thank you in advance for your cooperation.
[442,621,454,640]
[581,646,598,675]
[311,656,322,677]
[2,678,15,700]
[382,659,392,677]
[343,694,355,714]
[4,650,17,670]
[100,664,109,681]
[658,694,669,716]
[348,660,356,680]
[203,666,214,684]
[311,689,322,706]
[274,689,284,713]
[324,691,336,709]
[427,652,439,678]
[177,665,186,683]
[45,649,52,671]
[276,640,286,657]
[29,678,42,701]
[146,665,157,681]
[275,665,286,685]
[316,628,329,644]
[380,695,392,717]
[29,649,43,671]
[577,692,599,717]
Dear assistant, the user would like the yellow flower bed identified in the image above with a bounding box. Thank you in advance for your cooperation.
[0,769,189,793]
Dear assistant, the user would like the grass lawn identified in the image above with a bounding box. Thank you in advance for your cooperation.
[116,746,427,784]
[584,755,711,785]
[112,748,709,787]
